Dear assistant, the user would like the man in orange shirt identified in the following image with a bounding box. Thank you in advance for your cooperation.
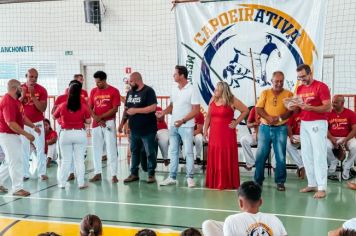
[254,71,293,191]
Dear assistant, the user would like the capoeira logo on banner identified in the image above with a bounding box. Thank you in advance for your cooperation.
[175,2,327,108]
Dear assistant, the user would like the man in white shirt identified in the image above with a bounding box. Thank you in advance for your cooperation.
[202,181,287,236]
[157,65,200,188]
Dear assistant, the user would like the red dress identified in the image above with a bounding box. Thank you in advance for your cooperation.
[205,102,240,190]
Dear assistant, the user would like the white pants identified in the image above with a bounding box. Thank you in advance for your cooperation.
[287,135,304,169]
[240,133,257,168]
[202,220,224,236]
[194,133,203,159]
[21,121,47,178]
[58,130,87,188]
[300,120,328,191]
[0,133,24,192]
[327,137,356,178]
[92,120,118,177]
[47,144,57,161]
[156,129,169,159]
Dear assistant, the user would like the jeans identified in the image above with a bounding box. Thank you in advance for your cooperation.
[254,124,287,185]
[130,131,157,177]
[169,126,194,179]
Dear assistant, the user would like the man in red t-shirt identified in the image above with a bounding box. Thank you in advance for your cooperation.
[286,112,305,179]
[20,68,48,181]
[0,79,40,196]
[295,64,331,199]
[156,106,169,166]
[194,111,204,162]
[327,95,356,180]
[89,71,121,183]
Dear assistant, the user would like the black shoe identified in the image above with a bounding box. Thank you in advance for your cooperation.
[350,168,356,177]
[276,183,285,191]
[328,174,339,181]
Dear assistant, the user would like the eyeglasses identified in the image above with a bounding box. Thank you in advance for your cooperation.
[273,96,277,106]
[297,74,308,80]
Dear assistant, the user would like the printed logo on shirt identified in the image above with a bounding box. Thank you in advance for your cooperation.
[127,94,141,104]
[23,92,40,105]
[330,118,348,130]
[247,222,273,236]
[94,97,111,108]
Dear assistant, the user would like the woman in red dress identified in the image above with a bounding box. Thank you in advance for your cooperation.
[204,82,248,190]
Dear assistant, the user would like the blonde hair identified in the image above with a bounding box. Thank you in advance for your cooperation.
[214,81,234,106]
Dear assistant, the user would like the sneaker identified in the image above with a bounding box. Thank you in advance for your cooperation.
[342,173,351,181]
[147,176,156,184]
[0,186,8,193]
[187,178,195,188]
[13,189,30,197]
[89,174,102,182]
[328,174,339,181]
[123,175,139,183]
[160,177,177,186]
[276,183,286,191]
[350,168,356,177]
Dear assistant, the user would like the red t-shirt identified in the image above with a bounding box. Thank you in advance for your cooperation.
[296,80,330,121]
[328,108,356,137]
[247,107,261,123]
[53,102,90,129]
[21,83,48,123]
[156,106,168,130]
[0,94,25,134]
[45,129,57,154]
[288,112,301,135]
[65,88,88,100]
[89,85,121,128]
[54,94,86,127]
[195,112,204,125]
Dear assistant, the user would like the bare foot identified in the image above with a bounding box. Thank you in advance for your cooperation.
[347,182,356,190]
[40,175,48,181]
[313,191,326,199]
[112,176,119,183]
[300,187,317,193]
[79,184,88,190]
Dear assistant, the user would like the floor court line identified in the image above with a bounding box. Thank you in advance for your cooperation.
[1,195,348,222]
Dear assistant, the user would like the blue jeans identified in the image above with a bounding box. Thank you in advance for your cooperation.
[254,124,287,185]
[130,131,157,177]
[169,126,194,179]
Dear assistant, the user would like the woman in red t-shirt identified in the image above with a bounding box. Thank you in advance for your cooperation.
[44,118,58,168]
[53,82,91,189]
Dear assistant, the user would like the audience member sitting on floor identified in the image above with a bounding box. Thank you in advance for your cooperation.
[38,232,61,236]
[202,181,287,236]
[44,118,58,168]
[328,218,356,236]
[327,95,356,181]
[181,227,202,236]
[135,229,157,236]
[80,214,102,236]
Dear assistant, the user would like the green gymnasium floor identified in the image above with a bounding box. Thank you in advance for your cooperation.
[0,145,354,235]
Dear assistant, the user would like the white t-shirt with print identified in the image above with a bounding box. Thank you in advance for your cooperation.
[170,83,200,128]
[223,212,287,236]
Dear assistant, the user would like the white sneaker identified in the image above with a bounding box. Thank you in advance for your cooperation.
[187,178,195,188]
[160,177,177,186]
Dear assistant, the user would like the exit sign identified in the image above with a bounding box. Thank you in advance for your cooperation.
[65,51,73,56]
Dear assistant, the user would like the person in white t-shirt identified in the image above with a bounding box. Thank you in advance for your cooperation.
[157,65,200,188]
[202,181,287,236]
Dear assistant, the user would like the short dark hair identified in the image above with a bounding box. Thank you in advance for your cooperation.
[266,35,272,41]
[237,181,262,203]
[296,64,311,74]
[175,65,188,79]
[80,214,102,236]
[37,232,61,236]
[339,229,356,236]
[135,229,157,236]
[93,71,107,81]
[180,228,202,236]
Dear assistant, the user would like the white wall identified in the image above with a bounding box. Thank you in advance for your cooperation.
[0,0,354,97]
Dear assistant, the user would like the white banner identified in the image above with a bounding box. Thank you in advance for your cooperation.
[175,0,327,109]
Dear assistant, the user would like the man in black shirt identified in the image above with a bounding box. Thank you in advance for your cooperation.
[120,72,158,183]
